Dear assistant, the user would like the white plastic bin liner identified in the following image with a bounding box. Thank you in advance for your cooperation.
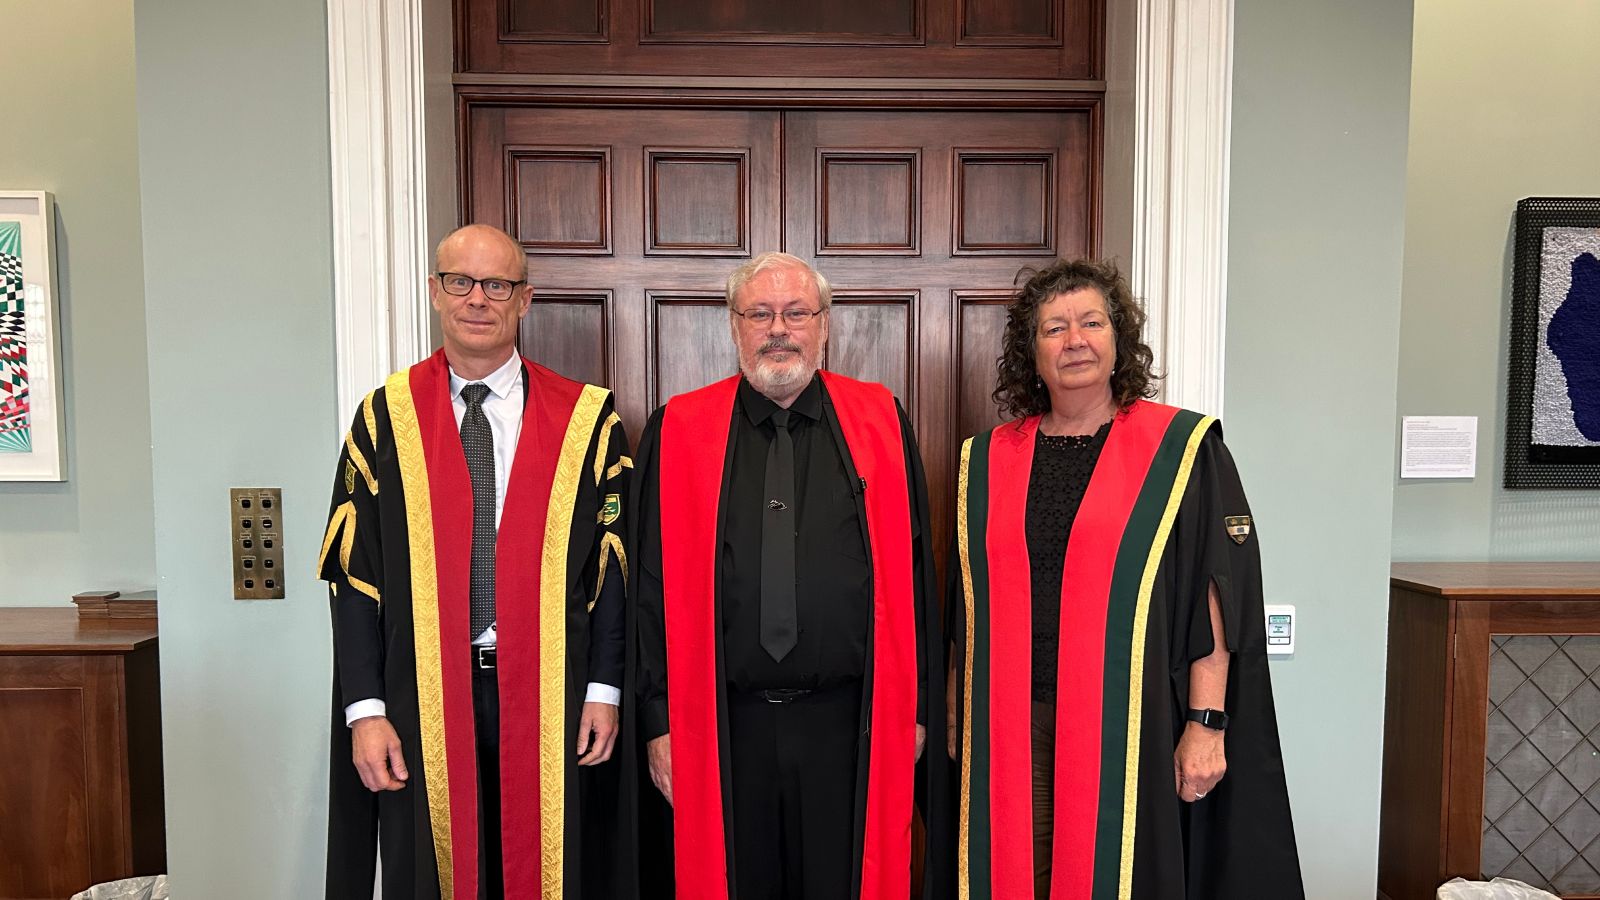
[70,875,169,900]
[1437,877,1561,900]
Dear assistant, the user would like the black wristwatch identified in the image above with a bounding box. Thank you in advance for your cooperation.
[1186,708,1229,730]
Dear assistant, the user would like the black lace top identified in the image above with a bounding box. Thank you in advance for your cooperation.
[1025,421,1112,703]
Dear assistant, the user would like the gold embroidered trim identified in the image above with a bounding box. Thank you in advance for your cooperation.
[317,502,349,577]
[362,391,378,447]
[591,531,628,611]
[344,432,379,495]
[605,455,634,482]
[956,437,975,900]
[541,384,607,898]
[317,501,380,602]
[1117,416,1214,900]
[592,411,620,486]
[387,370,456,899]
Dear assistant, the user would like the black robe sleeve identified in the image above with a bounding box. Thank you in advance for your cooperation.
[897,401,954,900]
[1168,426,1304,897]
[581,399,629,693]
[321,399,387,710]
[631,407,671,742]
[320,394,388,899]
[897,399,938,728]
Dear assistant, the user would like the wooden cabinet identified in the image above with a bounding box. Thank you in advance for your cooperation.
[1380,563,1600,900]
[0,609,165,900]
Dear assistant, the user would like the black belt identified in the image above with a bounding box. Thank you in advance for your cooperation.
[755,688,813,704]
[474,646,497,670]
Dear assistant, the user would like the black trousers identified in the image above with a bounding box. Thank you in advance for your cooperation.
[1032,700,1054,899]
[727,685,862,900]
[473,660,504,900]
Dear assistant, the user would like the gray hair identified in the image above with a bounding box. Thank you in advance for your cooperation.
[725,252,832,310]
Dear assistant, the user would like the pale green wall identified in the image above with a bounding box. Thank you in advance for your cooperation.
[1227,0,1413,894]
[134,0,338,893]
[1393,0,1600,562]
[0,0,155,605]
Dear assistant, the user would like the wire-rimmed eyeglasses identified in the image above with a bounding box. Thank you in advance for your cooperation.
[731,307,825,328]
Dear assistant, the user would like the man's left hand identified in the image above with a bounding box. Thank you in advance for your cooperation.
[915,724,926,762]
[1173,722,1226,802]
[576,701,619,766]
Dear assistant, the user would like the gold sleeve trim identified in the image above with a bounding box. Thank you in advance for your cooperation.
[344,432,379,495]
[316,501,381,603]
[541,383,608,897]
[1117,416,1215,900]
[591,531,628,611]
[956,437,975,900]
[386,368,456,899]
[361,391,379,447]
[317,502,350,578]
[592,410,620,486]
[605,455,633,482]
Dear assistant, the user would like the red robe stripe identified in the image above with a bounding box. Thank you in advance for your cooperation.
[406,350,587,899]
[819,370,917,900]
[495,362,583,895]
[659,376,737,900]
[659,372,919,900]
[980,402,1180,898]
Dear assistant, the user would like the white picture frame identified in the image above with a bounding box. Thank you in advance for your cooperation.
[0,190,65,481]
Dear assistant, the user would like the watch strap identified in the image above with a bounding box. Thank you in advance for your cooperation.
[1186,707,1229,730]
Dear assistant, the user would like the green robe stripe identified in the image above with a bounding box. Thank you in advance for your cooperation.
[961,431,994,899]
[1090,409,1210,897]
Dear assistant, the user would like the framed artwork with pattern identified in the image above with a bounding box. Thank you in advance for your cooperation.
[0,191,64,481]
[1506,197,1600,489]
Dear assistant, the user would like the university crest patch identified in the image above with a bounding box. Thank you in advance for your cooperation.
[1225,515,1252,545]
[602,493,621,525]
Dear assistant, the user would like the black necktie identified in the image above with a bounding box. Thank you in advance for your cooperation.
[460,382,496,639]
[760,409,798,662]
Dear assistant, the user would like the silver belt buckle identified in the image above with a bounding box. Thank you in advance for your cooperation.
[476,646,497,669]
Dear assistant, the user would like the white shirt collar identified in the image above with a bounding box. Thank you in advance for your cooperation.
[448,352,523,401]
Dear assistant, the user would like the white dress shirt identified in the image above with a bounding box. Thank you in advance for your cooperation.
[345,353,619,726]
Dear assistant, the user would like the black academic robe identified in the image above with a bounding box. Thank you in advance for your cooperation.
[318,350,630,900]
[950,401,1303,899]
[630,372,952,900]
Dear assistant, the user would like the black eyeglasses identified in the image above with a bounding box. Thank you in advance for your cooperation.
[731,307,825,328]
[436,272,525,302]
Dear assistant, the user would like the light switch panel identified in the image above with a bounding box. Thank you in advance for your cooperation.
[1265,604,1295,656]
[231,487,285,600]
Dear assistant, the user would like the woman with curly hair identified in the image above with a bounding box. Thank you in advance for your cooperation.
[945,259,1303,898]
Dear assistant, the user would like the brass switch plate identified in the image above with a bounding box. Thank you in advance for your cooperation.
[231,487,285,599]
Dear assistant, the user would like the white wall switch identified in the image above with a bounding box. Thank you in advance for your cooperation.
[1265,604,1295,656]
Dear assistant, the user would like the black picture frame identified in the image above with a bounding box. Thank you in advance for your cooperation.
[1505,197,1600,489]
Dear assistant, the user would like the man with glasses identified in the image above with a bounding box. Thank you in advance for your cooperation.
[318,224,629,898]
[632,252,947,899]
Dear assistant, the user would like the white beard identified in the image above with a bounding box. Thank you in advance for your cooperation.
[746,355,817,397]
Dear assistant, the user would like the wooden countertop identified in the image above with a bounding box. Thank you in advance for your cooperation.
[0,607,158,654]
[1392,562,1600,599]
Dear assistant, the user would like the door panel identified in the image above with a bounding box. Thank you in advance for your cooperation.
[470,104,1096,554]
[782,108,1094,544]
[463,0,1102,79]
[474,107,782,434]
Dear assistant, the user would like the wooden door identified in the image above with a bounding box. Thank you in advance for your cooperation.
[466,104,1095,548]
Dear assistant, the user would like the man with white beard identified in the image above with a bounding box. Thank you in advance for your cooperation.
[630,252,948,900]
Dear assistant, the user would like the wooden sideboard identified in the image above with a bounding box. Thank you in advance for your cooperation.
[1380,562,1600,900]
[0,608,165,900]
